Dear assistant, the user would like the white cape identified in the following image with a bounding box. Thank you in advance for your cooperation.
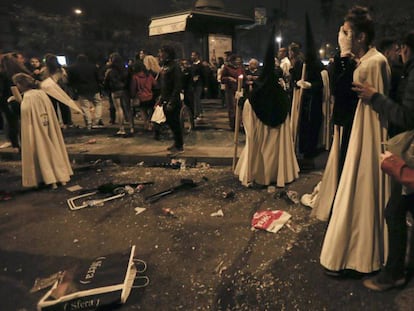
[40,77,83,114]
[235,100,299,187]
[320,48,390,273]
[21,89,73,187]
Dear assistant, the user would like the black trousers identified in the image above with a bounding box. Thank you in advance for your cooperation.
[164,104,183,149]
[51,98,72,125]
[384,180,414,279]
[0,101,20,148]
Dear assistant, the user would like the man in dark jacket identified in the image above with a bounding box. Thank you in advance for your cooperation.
[354,30,414,291]
[67,54,103,129]
[158,45,183,154]
[190,51,204,120]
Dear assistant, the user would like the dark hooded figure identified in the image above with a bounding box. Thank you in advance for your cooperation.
[297,14,325,159]
[234,24,299,187]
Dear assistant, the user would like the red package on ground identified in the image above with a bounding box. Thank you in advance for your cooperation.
[251,210,291,233]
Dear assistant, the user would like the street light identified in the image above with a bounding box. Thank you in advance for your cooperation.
[74,8,82,15]
[276,36,282,50]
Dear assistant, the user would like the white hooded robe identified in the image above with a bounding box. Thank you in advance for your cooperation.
[20,89,73,187]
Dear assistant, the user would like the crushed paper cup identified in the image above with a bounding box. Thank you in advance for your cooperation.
[210,209,224,217]
[251,210,291,233]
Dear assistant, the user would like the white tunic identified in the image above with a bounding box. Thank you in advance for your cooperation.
[235,100,299,187]
[320,48,391,273]
[21,89,73,187]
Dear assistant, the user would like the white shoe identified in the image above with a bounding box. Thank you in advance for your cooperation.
[0,142,12,149]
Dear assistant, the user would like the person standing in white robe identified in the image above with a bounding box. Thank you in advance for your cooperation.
[319,6,391,276]
[234,26,299,188]
[12,73,73,189]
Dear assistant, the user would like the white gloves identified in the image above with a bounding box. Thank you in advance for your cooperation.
[235,90,244,101]
[338,26,353,57]
[296,79,312,89]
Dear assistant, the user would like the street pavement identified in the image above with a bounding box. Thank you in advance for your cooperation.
[1,99,413,310]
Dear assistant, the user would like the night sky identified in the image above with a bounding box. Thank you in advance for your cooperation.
[14,0,414,48]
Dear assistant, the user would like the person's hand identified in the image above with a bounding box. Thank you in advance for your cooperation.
[235,90,244,101]
[278,78,287,90]
[351,81,377,102]
[296,79,312,89]
[338,26,353,57]
[380,151,393,162]
[7,96,16,103]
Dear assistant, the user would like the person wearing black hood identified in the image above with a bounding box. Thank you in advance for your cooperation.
[157,45,184,154]
[234,25,299,187]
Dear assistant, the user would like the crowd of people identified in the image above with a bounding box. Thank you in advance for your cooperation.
[0,4,414,294]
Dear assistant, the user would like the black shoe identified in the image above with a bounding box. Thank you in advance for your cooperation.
[363,271,406,291]
[324,268,345,277]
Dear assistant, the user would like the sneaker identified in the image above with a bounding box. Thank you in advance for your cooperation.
[363,272,406,291]
[116,129,126,135]
[0,142,12,149]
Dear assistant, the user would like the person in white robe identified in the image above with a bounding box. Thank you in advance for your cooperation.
[303,27,360,218]
[319,6,391,275]
[234,26,299,187]
[12,73,73,189]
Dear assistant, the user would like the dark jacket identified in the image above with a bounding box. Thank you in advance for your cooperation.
[371,57,414,135]
[190,61,205,88]
[104,67,128,93]
[331,55,359,126]
[67,61,100,96]
[159,60,182,107]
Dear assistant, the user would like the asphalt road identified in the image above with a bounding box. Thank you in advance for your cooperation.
[1,160,413,311]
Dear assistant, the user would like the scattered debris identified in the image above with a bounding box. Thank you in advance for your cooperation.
[162,208,177,218]
[274,190,300,205]
[145,177,208,204]
[285,191,300,204]
[210,209,224,217]
[134,207,146,215]
[30,271,64,293]
[196,162,210,169]
[251,210,291,233]
[85,138,97,144]
[285,221,302,233]
[66,185,83,192]
[267,186,276,193]
[221,190,235,199]
[0,191,12,201]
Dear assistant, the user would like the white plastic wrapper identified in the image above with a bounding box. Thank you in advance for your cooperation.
[251,210,291,233]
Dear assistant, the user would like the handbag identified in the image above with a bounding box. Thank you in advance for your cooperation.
[37,245,148,311]
[385,129,414,167]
